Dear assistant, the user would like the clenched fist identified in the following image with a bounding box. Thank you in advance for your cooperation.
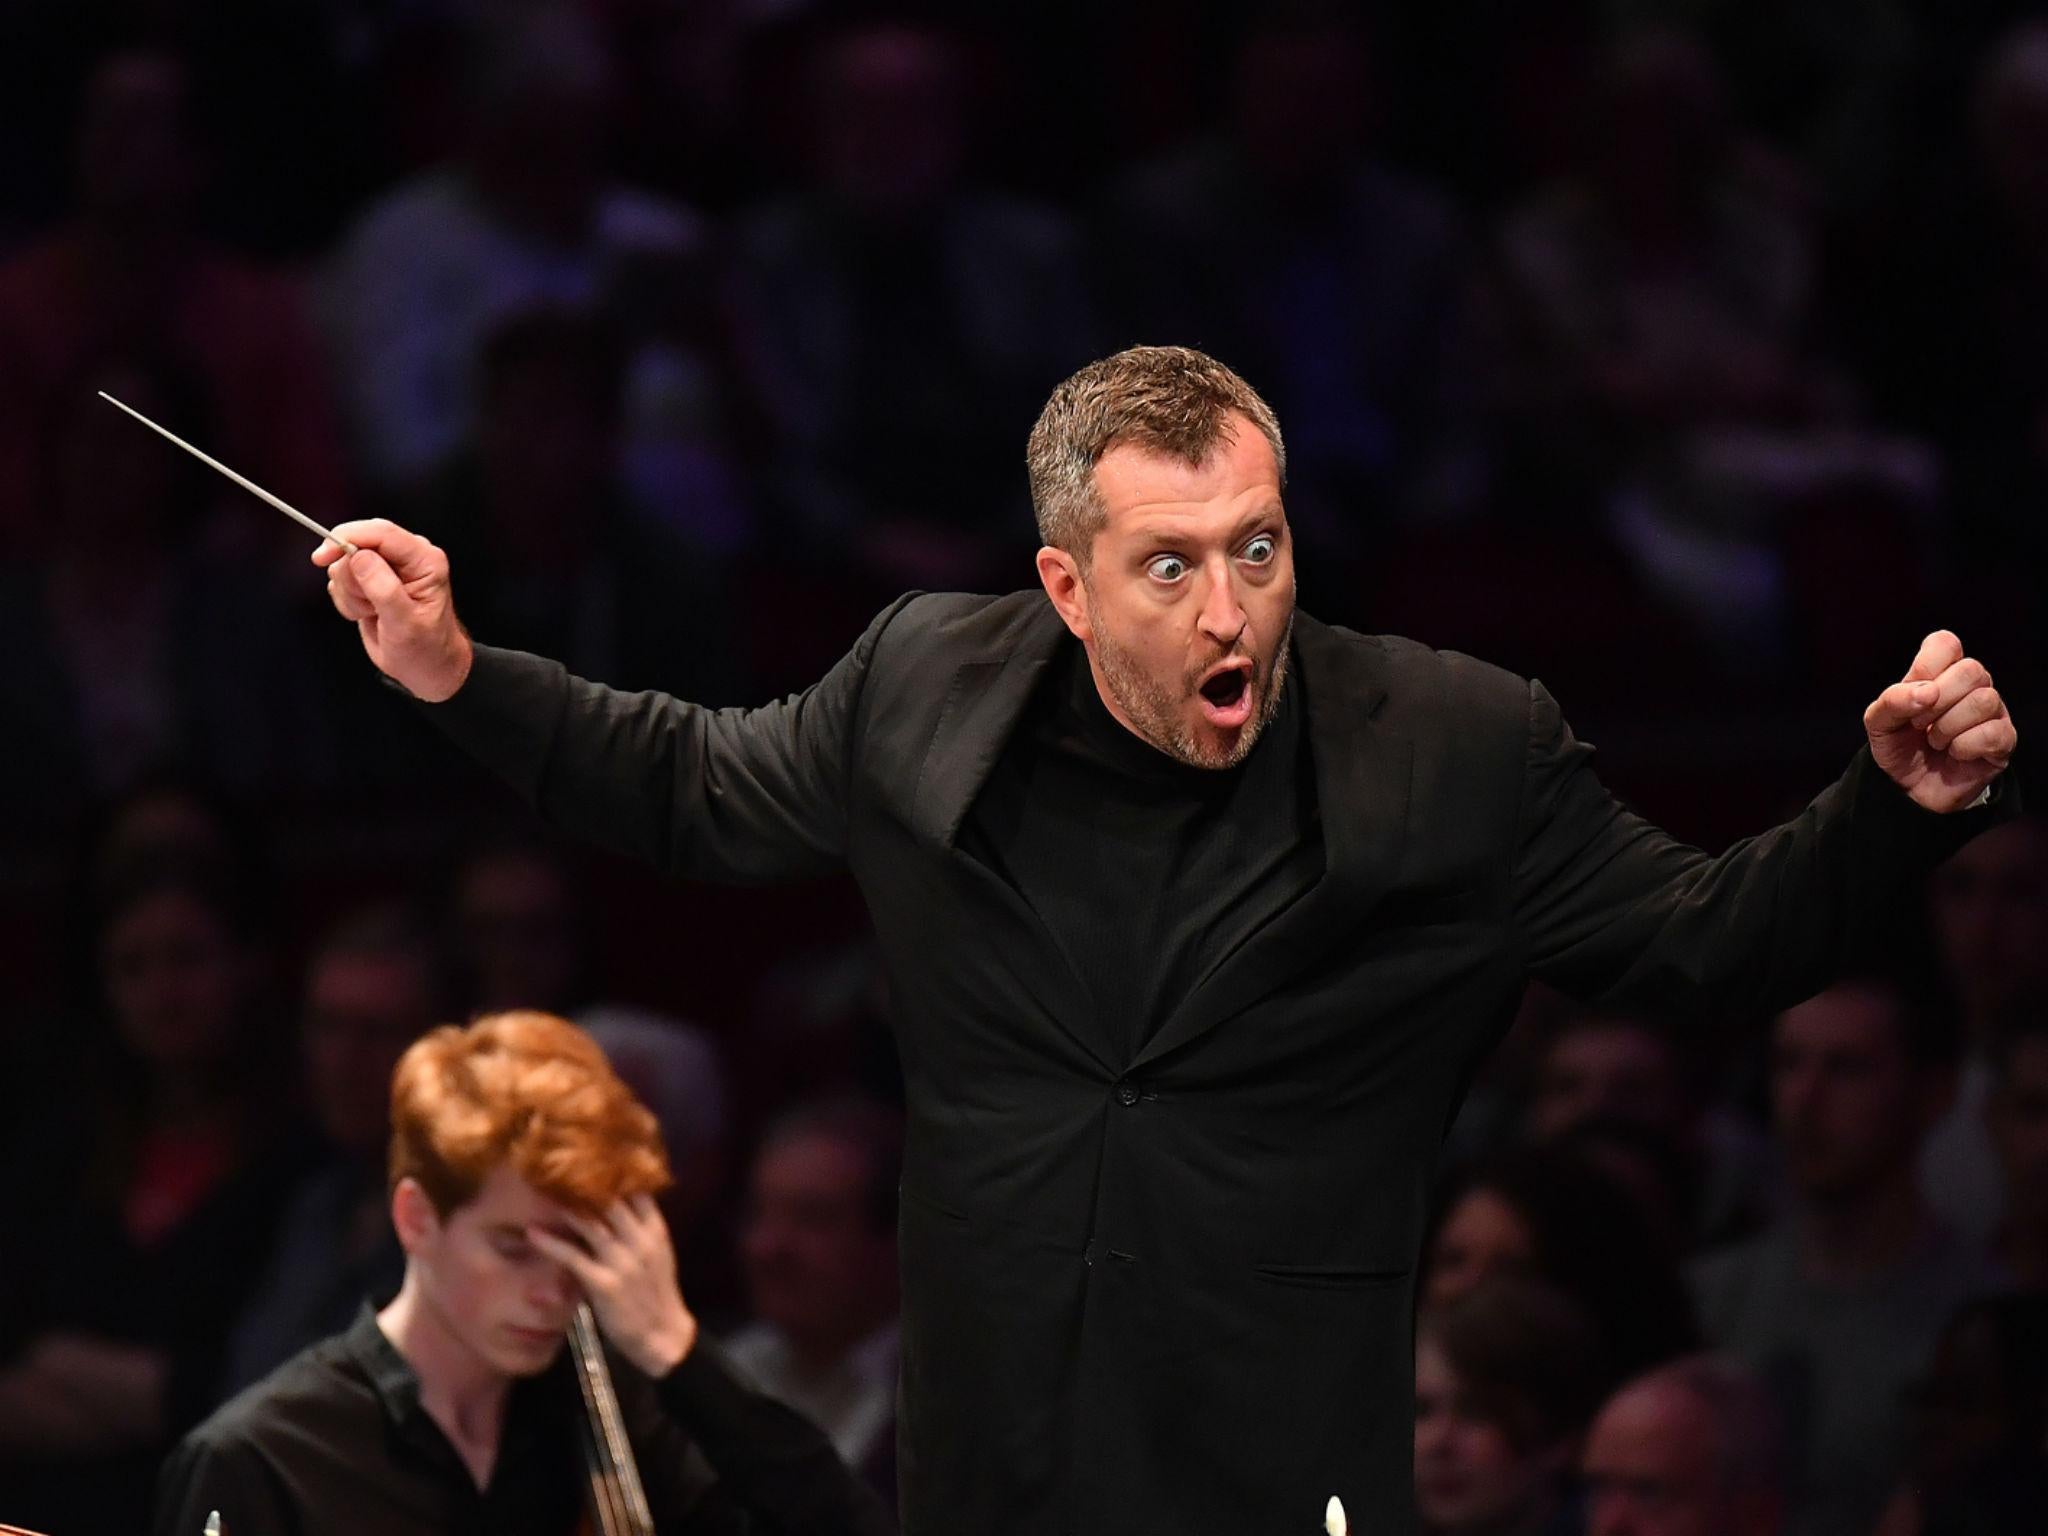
[1864,629,2017,813]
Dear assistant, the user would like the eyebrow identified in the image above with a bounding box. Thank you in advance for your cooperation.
[1129,505,1284,552]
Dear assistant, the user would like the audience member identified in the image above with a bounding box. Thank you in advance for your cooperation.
[725,21,1093,591]
[1581,1355,1784,1536]
[1490,27,1888,660]
[1690,980,2002,1536]
[0,355,335,834]
[0,48,348,557]
[1413,1276,1607,1536]
[726,1097,902,1505]
[218,905,444,1393]
[1099,14,1483,546]
[1920,816,2048,1240]
[1425,1146,1700,1388]
[1866,23,2048,583]
[1986,1007,2048,1289]
[414,305,742,703]
[1524,1010,1777,1245]
[0,863,300,1536]
[321,4,705,493]
[1874,1294,2048,1536]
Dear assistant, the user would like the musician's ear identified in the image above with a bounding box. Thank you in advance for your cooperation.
[391,1176,442,1253]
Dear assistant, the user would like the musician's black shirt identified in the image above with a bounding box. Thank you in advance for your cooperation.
[150,1307,895,1536]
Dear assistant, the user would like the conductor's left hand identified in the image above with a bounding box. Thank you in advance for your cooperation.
[527,1195,699,1378]
[1864,630,2018,813]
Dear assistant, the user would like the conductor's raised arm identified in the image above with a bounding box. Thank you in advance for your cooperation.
[314,519,907,885]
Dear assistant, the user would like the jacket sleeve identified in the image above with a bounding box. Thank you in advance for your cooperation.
[1509,678,2019,1021]
[421,595,921,884]
[628,1338,896,1536]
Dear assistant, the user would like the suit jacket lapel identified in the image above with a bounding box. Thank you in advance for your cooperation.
[909,603,1067,848]
[1131,618,1413,1071]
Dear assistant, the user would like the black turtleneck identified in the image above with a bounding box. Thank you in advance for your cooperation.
[961,638,1324,1060]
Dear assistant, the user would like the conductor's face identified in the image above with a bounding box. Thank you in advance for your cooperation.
[1040,411,1296,769]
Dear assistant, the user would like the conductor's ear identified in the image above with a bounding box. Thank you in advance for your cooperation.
[1036,546,1092,643]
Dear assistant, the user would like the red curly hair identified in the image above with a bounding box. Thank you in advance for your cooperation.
[389,1010,672,1216]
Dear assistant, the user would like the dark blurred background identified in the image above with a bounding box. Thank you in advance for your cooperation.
[2,3,2048,1535]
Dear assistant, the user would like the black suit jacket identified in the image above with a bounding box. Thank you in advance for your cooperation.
[431,590,2013,1536]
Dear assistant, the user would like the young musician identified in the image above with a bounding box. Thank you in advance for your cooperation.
[152,1011,894,1536]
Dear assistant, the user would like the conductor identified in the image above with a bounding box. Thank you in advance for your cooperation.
[315,345,2018,1536]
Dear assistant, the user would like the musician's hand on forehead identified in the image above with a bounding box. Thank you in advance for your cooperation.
[529,1195,698,1378]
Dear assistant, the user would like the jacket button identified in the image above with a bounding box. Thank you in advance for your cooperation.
[1114,1081,1140,1107]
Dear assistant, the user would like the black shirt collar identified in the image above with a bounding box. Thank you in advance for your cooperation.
[342,1303,428,1432]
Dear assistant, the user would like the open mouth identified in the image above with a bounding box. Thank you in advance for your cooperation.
[1196,661,1254,728]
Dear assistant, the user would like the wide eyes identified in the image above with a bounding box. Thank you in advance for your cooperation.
[1147,554,1190,582]
[1145,533,1278,585]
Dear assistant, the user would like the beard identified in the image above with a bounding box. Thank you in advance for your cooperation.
[1085,587,1294,770]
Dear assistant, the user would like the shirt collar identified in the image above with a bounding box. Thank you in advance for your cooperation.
[342,1303,432,1433]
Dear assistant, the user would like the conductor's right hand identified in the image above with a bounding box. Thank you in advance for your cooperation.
[312,519,473,702]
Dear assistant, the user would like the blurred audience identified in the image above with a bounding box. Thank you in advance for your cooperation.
[1425,1145,1700,1389]
[725,20,1093,591]
[0,862,299,1536]
[1490,27,1913,663]
[217,904,443,1394]
[1580,1354,1785,1536]
[0,354,335,836]
[1690,980,2002,1536]
[322,4,706,495]
[0,47,348,558]
[415,304,743,703]
[1413,1276,1607,1536]
[1986,1007,2048,1289]
[1919,815,2048,1241]
[1874,1294,2048,1536]
[726,1097,903,1506]
[1100,13,1484,549]
[1523,1010,1778,1245]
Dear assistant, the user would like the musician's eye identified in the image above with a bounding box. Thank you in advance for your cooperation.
[489,1232,534,1261]
[1147,554,1190,583]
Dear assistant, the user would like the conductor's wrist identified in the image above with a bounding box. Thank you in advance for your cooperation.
[408,627,474,704]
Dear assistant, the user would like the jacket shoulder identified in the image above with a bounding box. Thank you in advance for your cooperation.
[868,590,1056,670]
[1302,619,1532,730]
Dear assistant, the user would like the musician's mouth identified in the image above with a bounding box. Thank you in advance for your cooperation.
[506,1324,561,1346]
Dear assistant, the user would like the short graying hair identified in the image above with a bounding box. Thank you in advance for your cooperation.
[1026,345,1286,564]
